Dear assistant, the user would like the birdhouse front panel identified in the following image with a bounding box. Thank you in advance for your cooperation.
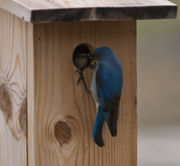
[26,21,137,166]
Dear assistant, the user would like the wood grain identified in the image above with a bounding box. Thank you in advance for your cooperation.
[27,21,137,166]
[6,0,178,9]
[0,0,31,22]
[0,0,177,22]
[0,8,33,166]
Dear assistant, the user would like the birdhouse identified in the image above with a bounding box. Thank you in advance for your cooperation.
[0,0,177,166]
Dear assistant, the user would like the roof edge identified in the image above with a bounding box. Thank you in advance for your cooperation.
[31,5,177,23]
[0,0,177,23]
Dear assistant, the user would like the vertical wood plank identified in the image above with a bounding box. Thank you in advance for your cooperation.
[0,8,33,166]
[28,21,137,166]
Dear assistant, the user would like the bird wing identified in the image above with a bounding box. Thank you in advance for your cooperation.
[96,62,123,136]
[96,62,122,102]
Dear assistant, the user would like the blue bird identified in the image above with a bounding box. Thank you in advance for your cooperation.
[90,47,123,147]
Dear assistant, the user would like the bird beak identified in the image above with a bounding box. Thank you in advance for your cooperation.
[88,53,99,60]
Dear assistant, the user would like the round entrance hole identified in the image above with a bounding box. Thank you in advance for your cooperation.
[72,44,93,71]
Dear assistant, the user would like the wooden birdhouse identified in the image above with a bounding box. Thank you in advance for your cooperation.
[0,0,177,166]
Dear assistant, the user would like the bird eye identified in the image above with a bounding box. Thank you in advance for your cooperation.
[87,53,91,57]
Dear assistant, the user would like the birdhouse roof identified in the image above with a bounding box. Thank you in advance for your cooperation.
[0,0,177,23]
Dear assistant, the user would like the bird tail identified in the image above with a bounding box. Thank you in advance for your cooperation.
[103,103,120,137]
[93,106,105,147]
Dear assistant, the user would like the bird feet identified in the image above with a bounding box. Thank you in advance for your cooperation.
[75,70,91,94]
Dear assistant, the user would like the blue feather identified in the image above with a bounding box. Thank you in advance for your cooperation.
[93,106,105,147]
[91,46,123,146]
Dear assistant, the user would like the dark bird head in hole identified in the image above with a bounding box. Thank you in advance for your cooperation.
[73,44,92,71]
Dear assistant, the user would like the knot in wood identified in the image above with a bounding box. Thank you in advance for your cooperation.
[19,99,27,137]
[55,121,72,146]
[0,84,12,122]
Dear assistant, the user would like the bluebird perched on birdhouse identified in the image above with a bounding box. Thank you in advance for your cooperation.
[90,47,123,147]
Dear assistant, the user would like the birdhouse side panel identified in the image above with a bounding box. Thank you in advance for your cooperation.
[0,8,33,166]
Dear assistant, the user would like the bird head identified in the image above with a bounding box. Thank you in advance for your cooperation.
[88,47,115,62]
